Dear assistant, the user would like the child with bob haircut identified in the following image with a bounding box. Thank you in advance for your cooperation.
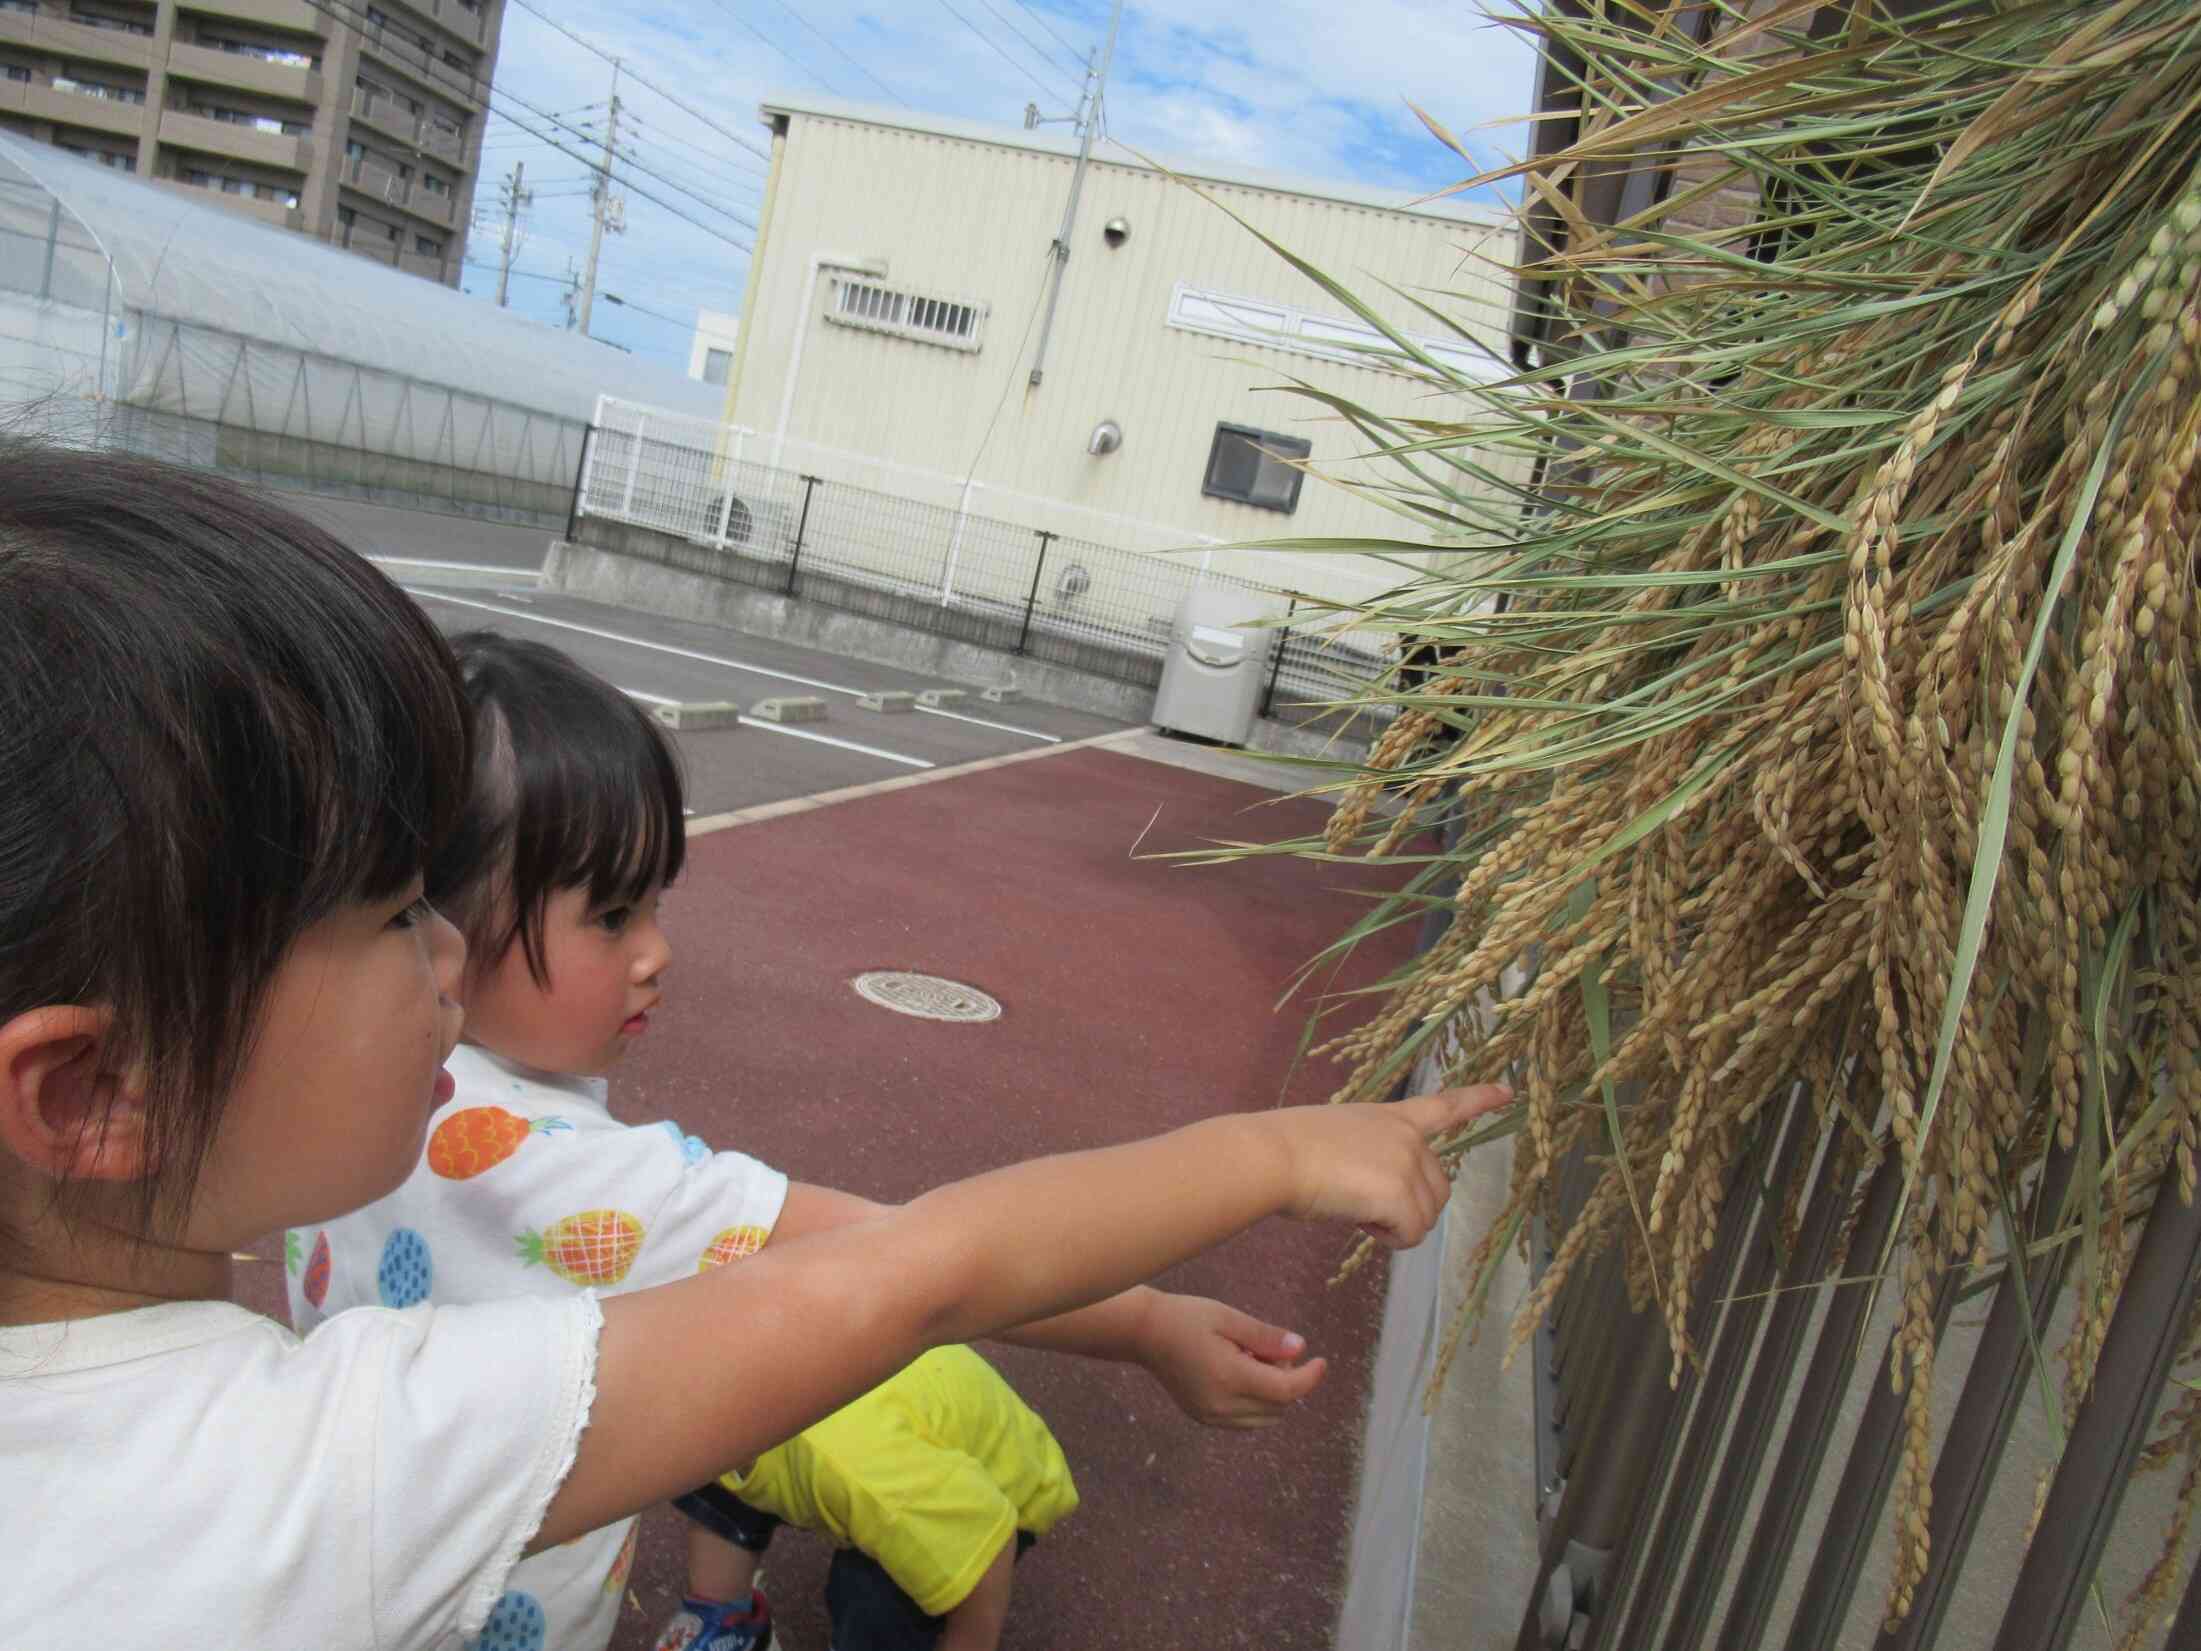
[300,633,1229,1651]
[0,445,1509,1649]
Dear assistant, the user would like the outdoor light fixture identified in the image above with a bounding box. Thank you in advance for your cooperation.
[1102,216,1130,248]
[1087,419,1122,456]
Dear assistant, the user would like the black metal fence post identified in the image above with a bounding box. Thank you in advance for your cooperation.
[785,474,821,596]
[1016,530,1054,655]
[1261,597,1296,717]
[563,425,594,543]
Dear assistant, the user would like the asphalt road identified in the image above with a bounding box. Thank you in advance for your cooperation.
[288,492,559,570]
[399,582,1132,818]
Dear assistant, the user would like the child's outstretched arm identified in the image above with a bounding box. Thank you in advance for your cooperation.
[771,1189,1324,1426]
[538,1084,1506,1548]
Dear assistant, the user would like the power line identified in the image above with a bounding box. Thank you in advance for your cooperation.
[932,0,1063,100]
[968,0,1085,88]
[609,129,764,208]
[299,0,765,250]
[1008,0,1086,67]
[616,115,770,192]
[597,290,690,328]
[503,0,783,167]
[292,0,757,252]
[619,110,768,183]
[757,0,909,106]
[700,0,843,98]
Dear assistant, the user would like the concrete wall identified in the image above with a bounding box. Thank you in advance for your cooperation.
[1338,1057,1540,1651]
[540,534,1366,760]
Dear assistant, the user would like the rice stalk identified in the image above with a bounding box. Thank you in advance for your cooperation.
[1226,0,2201,1633]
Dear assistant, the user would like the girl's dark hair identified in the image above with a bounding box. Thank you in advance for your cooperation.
[430,631,685,987]
[0,442,470,1232]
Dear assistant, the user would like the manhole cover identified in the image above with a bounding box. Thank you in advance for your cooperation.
[850,971,1002,1023]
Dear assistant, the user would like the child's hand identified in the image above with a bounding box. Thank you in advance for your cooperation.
[1136,1293,1328,1429]
[1270,1085,1512,1247]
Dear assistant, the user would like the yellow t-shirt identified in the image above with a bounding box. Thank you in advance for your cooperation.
[720,1344,1078,1617]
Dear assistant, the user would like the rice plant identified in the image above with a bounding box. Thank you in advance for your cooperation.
[1242,1,2201,1636]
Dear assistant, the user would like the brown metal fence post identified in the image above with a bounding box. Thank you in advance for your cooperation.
[1873,1141,2084,1651]
[1597,1087,1820,1648]
[1017,530,1054,655]
[1714,1153,1906,1651]
[564,425,594,543]
[1262,598,1295,717]
[785,474,820,596]
[1990,1178,2201,1651]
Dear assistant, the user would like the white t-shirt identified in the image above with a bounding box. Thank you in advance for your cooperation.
[290,1043,791,1651]
[1,1290,599,1649]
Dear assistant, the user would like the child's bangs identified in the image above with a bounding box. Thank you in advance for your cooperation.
[448,631,686,982]
[537,720,687,915]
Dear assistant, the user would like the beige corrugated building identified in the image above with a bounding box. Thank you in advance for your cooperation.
[0,0,502,284]
[722,93,1516,607]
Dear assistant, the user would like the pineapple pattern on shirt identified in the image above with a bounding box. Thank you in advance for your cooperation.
[292,1041,789,1651]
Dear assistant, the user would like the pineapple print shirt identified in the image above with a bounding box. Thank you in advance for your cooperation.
[291,1042,789,1651]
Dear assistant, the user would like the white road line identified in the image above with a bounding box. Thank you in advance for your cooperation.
[914,704,1060,743]
[619,686,932,769]
[384,558,533,575]
[735,720,934,768]
[405,590,862,698]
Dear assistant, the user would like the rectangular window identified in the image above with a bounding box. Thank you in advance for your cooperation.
[0,2,36,14]
[826,277,986,353]
[1201,423,1311,514]
[337,204,355,225]
[420,173,447,196]
[701,347,733,386]
[3,65,27,81]
[414,234,440,255]
[345,138,365,159]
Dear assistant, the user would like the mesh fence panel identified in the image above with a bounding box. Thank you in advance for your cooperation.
[579,396,1394,704]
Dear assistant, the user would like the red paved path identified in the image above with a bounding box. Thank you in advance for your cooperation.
[241,742,1423,1650]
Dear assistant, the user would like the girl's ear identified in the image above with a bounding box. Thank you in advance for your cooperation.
[0,1006,150,1182]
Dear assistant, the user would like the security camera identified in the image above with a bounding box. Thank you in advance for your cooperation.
[1102,216,1130,248]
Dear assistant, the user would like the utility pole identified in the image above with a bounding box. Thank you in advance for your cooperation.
[576,60,624,337]
[560,258,581,330]
[1026,0,1122,390]
[493,159,531,308]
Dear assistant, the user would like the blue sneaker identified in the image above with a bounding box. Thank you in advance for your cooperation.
[653,1589,776,1651]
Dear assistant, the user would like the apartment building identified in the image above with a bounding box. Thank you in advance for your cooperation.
[0,0,502,284]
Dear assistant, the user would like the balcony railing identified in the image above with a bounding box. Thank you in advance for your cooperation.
[165,39,321,106]
[358,20,485,109]
[0,10,152,71]
[344,149,411,206]
[336,223,449,283]
[348,86,465,163]
[158,106,312,173]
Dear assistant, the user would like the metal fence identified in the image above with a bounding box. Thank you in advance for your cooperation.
[572,395,1391,717]
[1512,1071,2198,1651]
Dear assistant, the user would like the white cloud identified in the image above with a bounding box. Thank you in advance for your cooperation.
[470,0,1537,360]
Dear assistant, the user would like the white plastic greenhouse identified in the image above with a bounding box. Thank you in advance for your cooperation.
[0,132,720,518]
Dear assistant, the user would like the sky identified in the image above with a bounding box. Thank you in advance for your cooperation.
[460,0,1540,371]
